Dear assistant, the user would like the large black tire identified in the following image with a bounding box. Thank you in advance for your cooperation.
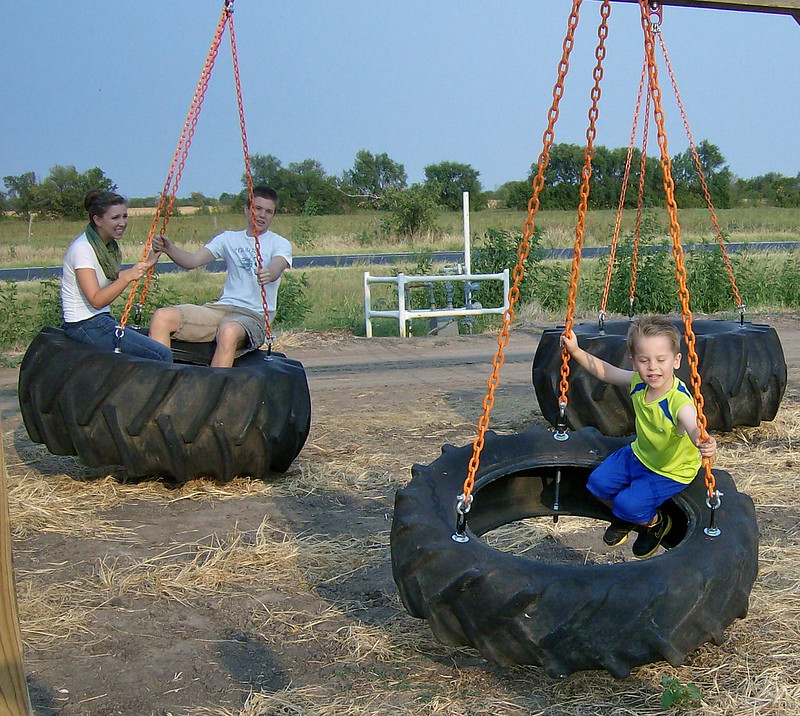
[533,319,787,436]
[18,327,311,481]
[391,426,759,678]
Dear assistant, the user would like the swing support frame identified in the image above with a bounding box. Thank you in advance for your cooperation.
[595,0,800,23]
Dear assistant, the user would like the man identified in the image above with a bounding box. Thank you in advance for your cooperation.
[150,185,292,367]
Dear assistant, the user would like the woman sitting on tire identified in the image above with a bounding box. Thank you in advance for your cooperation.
[60,190,172,362]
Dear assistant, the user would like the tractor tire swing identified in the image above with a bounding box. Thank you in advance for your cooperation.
[391,426,758,679]
[19,328,310,481]
[18,0,311,481]
[533,319,787,436]
[531,6,786,437]
[390,0,758,677]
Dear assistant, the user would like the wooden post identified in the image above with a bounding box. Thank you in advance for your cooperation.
[0,416,32,715]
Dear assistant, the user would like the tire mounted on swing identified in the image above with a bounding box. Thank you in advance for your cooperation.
[533,318,787,436]
[18,327,311,481]
[390,425,759,678]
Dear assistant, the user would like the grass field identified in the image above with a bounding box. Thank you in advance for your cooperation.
[1,206,798,269]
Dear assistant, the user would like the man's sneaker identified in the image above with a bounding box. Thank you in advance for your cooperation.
[632,511,672,559]
[603,518,634,547]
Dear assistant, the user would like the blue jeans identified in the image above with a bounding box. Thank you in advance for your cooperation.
[63,313,173,363]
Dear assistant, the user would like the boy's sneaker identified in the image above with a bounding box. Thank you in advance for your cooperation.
[632,511,672,559]
[603,518,634,547]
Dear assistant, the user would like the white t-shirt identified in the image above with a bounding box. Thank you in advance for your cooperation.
[61,233,113,323]
[205,229,293,320]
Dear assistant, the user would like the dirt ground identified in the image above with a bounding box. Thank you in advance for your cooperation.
[1,314,799,715]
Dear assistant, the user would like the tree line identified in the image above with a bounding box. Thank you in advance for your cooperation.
[3,142,799,225]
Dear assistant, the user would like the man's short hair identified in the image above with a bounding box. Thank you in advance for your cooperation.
[246,185,279,206]
[627,315,681,356]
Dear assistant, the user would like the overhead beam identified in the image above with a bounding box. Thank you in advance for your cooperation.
[597,0,800,23]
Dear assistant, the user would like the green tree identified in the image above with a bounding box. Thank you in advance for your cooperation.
[4,166,116,219]
[496,180,533,211]
[342,149,407,205]
[535,143,583,210]
[2,171,38,216]
[249,154,284,191]
[423,161,482,210]
[671,140,732,209]
[247,154,342,214]
[732,172,800,208]
[37,165,117,219]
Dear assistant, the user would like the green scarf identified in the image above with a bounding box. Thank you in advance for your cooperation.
[85,223,122,281]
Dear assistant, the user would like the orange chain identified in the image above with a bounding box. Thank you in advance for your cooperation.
[458,0,584,510]
[556,0,611,418]
[229,11,273,340]
[639,0,716,501]
[119,2,232,330]
[600,54,648,317]
[655,29,743,310]
[629,79,651,311]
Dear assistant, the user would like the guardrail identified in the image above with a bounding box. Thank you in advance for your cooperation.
[363,269,510,338]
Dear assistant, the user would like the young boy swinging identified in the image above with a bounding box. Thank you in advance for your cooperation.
[560,315,717,559]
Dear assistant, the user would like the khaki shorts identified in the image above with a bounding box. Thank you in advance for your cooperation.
[172,302,266,354]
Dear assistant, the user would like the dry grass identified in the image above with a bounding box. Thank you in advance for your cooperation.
[4,349,800,714]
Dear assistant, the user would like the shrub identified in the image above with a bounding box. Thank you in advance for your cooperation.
[275,272,311,327]
[381,186,439,240]
[599,214,680,315]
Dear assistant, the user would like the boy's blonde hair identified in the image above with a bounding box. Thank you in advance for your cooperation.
[627,315,681,356]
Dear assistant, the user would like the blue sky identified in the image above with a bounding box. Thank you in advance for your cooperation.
[2,1,798,199]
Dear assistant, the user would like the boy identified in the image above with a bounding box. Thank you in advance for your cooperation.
[561,316,717,559]
[150,185,292,368]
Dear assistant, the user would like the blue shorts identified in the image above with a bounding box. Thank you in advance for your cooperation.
[587,444,688,524]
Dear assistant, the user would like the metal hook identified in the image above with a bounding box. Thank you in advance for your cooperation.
[113,325,125,354]
[132,303,144,329]
[552,468,562,523]
[649,2,662,31]
[554,401,570,442]
[452,493,473,543]
[704,490,723,537]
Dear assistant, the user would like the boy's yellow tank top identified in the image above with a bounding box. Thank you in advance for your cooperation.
[630,374,700,484]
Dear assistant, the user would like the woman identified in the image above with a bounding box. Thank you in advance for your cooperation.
[61,190,173,362]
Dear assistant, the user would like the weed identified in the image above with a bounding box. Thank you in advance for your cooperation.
[0,281,30,347]
[275,272,311,327]
[661,675,702,710]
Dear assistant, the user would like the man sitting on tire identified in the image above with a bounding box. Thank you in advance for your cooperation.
[561,315,717,558]
[149,185,292,368]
